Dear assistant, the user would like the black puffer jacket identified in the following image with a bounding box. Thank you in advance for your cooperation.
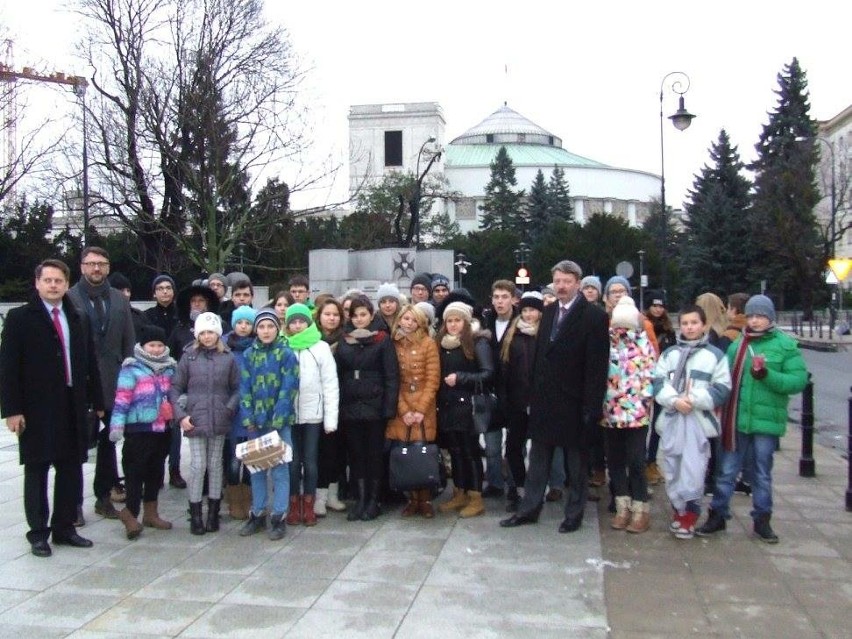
[500,330,536,413]
[437,332,494,433]
[335,328,400,422]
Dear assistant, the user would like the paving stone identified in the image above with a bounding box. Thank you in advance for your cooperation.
[0,591,121,629]
[285,608,404,638]
[222,574,331,608]
[84,597,210,635]
[311,579,419,613]
[179,602,304,638]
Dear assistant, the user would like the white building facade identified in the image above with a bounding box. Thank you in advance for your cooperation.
[348,101,662,234]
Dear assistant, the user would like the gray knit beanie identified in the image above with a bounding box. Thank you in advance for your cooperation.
[604,275,632,297]
[744,295,776,323]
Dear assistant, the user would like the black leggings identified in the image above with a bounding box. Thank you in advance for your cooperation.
[343,419,385,483]
[445,429,483,492]
[122,431,170,516]
[505,409,529,488]
[317,428,343,488]
[605,427,648,502]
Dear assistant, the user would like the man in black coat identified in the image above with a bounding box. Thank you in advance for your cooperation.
[1,259,105,557]
[501,259,609,533]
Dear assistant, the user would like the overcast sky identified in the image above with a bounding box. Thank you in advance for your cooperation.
[4,0,850,211]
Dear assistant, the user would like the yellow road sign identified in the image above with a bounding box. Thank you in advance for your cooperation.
[828,258,852,281]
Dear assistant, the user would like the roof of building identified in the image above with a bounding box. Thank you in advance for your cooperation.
[447,103,607,168]
[445,143,608,169]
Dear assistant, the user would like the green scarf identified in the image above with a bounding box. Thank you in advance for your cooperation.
[287,322,322,351]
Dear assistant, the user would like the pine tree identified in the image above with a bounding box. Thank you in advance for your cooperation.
[749,58,822,315]
[680,130,754,300]
[526,169,550,240]
[479,146,526,233]
[547,165,574,223]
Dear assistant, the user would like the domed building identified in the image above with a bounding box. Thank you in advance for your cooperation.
[348,101,661,234]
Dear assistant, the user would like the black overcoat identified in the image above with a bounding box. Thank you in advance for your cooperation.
[0,294,104,464]
[527,295,609,448]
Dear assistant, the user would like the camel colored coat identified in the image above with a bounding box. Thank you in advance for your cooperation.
[386,330,440,443]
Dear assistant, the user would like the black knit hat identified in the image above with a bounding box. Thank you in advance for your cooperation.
[519,291,544,312]
[109,272,132,291]
[411,272,433,295]
[137,324,167,347]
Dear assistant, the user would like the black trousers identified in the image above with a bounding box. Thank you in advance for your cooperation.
[122,432,170,517]
[317,428,341,489]
[605,427,648,502]
[24,458,81,543]
[344,419,385,483]
[444,429,483,492]
[505,409,529,488]
[93,410,119,500]
[518,440,588,522]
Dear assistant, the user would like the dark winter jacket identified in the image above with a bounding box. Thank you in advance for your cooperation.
[499,329,537,414]
[169,344,239,438]
[144,302,178,338]
[0,294,104,464]
[527,295,609,448]
[437,331,494,433]
[335,327,400,422]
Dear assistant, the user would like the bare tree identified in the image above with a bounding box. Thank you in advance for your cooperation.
[74,0,326,273]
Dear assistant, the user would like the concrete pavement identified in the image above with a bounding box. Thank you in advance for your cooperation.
[0,418,849,638]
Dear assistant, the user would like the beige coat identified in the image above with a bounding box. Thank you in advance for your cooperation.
[386,330,440,442]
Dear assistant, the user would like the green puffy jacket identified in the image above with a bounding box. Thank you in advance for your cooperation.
[726,329,808,437]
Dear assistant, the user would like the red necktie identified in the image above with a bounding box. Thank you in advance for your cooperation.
[52,307,71,385]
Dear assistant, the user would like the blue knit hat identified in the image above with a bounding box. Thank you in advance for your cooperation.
[231,305,257,329]
[604,275,632,297]
[744,295,776,322]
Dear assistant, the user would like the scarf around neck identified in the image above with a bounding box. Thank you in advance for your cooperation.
[344,327,379,344]
[288,322,322,351]
[516,318,538,336]
[440,334,461,350]
[133,343,176,374]
[670,334,708,394]
[720,326,772,451]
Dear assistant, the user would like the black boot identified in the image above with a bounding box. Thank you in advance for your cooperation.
[347,479,367,521]
[205,498,221,532]
[362,479,382,521]
[753,514,779,544]
[268,513,287,541]
[189,502,205,535]
[696,509,726,536]
[239,511,266,537]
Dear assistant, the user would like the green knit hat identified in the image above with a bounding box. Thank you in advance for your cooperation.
[285,303,313,326]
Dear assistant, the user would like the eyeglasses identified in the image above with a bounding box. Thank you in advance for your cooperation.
[82,261,110,268]
[607,288,627,296]
[208,282,225,288]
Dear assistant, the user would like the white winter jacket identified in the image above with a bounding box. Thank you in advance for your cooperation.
[294,340,339,432]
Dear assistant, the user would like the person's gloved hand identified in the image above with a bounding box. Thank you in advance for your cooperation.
[109,428,124,443]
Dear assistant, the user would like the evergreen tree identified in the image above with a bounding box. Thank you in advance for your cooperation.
[749,58,822,314]
[642,200,682,294]
[479,146,526,233]
[680,130,754,300]
[546,165,574,223]
[526,169,550,240]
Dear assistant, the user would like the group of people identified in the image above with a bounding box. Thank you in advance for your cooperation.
[0,250,808,558]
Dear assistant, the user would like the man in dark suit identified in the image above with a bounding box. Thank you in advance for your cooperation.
[500,260,609,533]
[68,247,136,518]
[1,259,105,557]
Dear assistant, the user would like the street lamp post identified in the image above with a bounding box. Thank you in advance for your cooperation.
[638,249,646,310]
[73,78,90,244]
[410,136,441,252]
[513,242,530,291]
[454,252,471,289]
[658,71,695,295]
[811,136,839,330]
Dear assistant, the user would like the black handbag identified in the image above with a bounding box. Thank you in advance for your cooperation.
[471,380,498,435]
[389,423,441,492]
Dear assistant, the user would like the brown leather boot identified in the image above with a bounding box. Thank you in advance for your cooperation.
[611,496,632,530]
[118,507,143,540]
[285,495,302,526]
[459,491,485,518]
[401,491,420,517]
[438,487,468,513]
[142,501,173,530]
[303,495,317,526]
[626,501,650,534]
[234,484,251,520]
[418,489,435,519]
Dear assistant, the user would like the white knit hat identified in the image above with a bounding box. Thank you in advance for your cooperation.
[377,282,401,303]
[194,311,223,337]
[443,301,473,323]
[611,296,640,329]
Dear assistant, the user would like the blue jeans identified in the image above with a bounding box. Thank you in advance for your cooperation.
[168,420,181,470]
[250,463,290,516]
[290,424,321,496]
[484,429,505,490]
[710,431,777,520]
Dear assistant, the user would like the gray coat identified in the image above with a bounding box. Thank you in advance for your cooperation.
[169,345,240,438]
[68,283,135,411]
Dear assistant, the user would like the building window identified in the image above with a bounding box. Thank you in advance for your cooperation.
[486,134,494,143]
[548,136,554,146]
[384,131,402,167]
[455,198,477,220]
